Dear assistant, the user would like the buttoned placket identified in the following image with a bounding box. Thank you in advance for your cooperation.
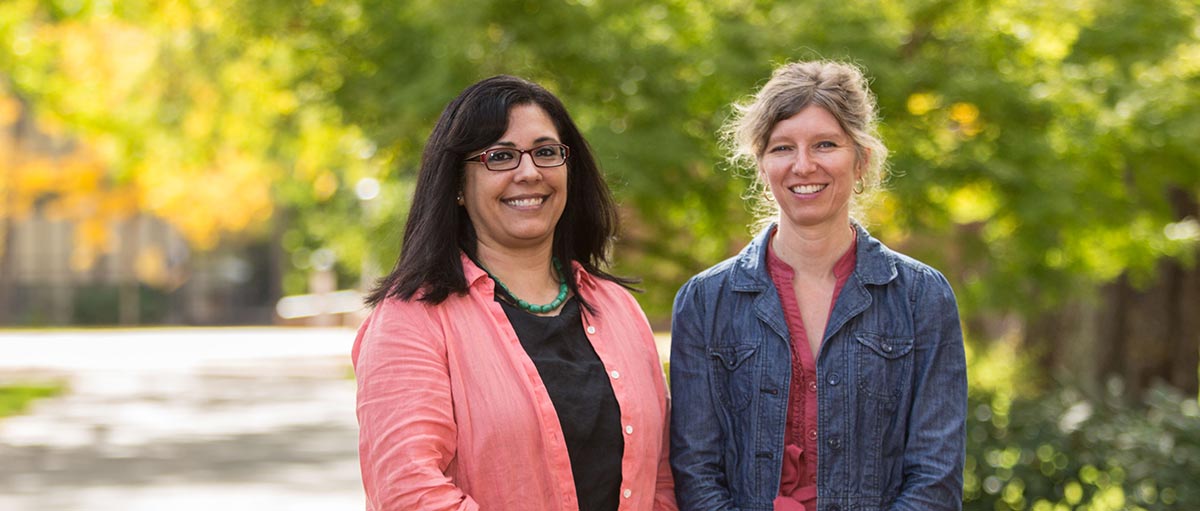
[588,318,639,506]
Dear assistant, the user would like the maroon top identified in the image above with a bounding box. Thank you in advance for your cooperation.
[766,230,858,511]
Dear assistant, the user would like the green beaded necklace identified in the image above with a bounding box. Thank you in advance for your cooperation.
[486,257,569,314]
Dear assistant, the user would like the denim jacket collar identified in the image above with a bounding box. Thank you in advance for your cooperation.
[728,221,902,357]
[729,222,900,292]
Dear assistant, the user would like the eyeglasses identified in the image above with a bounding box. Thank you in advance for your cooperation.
[463,143,570,172]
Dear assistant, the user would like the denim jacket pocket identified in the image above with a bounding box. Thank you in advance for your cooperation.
[854,332,914,403]
[709,344,759,413]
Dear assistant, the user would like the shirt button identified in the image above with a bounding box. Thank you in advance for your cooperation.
[610,370,620,379]
[881,342,893,353]
[586,325,596,335]
[625,425,634,434]
[807,429,817,441]
[827,373,840,386]
[808,380,818,392]
[622,489,632,498]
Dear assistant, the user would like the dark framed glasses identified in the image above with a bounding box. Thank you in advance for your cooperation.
[463,143,570,171]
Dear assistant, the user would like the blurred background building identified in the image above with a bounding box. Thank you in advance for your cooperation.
[1,97,284,326]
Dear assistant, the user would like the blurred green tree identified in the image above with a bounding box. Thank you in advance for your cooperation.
[311,0,1200,395]
[1,0,1197,395]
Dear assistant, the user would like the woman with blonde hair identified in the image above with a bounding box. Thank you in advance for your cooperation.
[670,60,966,511]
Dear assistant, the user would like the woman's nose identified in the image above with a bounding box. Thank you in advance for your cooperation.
[790,152,816,175]
[511,153,543,182]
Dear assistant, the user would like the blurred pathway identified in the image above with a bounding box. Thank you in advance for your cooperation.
[0,328,364,511]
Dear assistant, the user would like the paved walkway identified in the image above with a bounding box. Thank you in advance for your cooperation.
[0,328,364,511]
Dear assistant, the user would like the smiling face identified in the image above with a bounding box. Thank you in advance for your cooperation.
[461,103,568,254]
[759,104,865,231]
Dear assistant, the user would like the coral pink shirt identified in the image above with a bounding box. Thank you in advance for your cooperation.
[766,232,857,511]
[352,253,677,511]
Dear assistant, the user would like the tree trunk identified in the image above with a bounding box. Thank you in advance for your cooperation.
[1096,276,1130,391]
[118,217,141,325]
[0,215,12,324]
[267,207,288,323]
[1082,187,1200,398]
[1164,187,1200,393]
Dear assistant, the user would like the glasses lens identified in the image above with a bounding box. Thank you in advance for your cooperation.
[532,145,565,167]
[484,149,519,171]
[537,144,568,166]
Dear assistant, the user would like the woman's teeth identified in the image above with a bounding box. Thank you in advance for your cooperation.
[505,197,545,207]
[790,184,827,194]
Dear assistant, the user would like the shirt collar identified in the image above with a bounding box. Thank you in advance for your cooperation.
[460,251,594,291]
[732,222,897,291]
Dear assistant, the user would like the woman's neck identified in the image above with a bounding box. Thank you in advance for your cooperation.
[772,220,855,280]
[474,241,560,300]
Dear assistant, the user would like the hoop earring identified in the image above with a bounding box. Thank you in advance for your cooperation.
[854,178,865,194]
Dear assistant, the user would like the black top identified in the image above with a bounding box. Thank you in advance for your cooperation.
[498,296,624,511]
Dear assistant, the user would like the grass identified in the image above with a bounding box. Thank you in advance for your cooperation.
[0,381,67,418]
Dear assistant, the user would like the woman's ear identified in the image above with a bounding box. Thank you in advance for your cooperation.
[857,147,871,179]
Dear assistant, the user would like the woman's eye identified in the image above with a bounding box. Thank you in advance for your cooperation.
[533,147,555,158]
[815,141,838,149]
[768,145,792,153]
[487,150,515,162]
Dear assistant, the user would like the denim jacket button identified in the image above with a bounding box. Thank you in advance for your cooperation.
[827,373,840,386]
[882,342,893,353]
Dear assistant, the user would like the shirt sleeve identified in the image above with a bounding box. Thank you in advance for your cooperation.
[352,298,481,511]
[669,279,740,510]
[889,270,967,511]
[655,363,681,511]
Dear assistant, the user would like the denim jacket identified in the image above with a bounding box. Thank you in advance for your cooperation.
[669,224,966,511]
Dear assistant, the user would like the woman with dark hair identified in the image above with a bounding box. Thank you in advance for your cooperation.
[670,61,966,510]
[353,75,677,511]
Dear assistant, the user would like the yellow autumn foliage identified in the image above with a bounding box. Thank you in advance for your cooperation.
[906,92,941,116]
[949,102,983,138]
[132,147,276,250]
[0,84,275,271]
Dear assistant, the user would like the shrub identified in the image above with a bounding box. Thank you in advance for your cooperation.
[965,381,1200,511]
